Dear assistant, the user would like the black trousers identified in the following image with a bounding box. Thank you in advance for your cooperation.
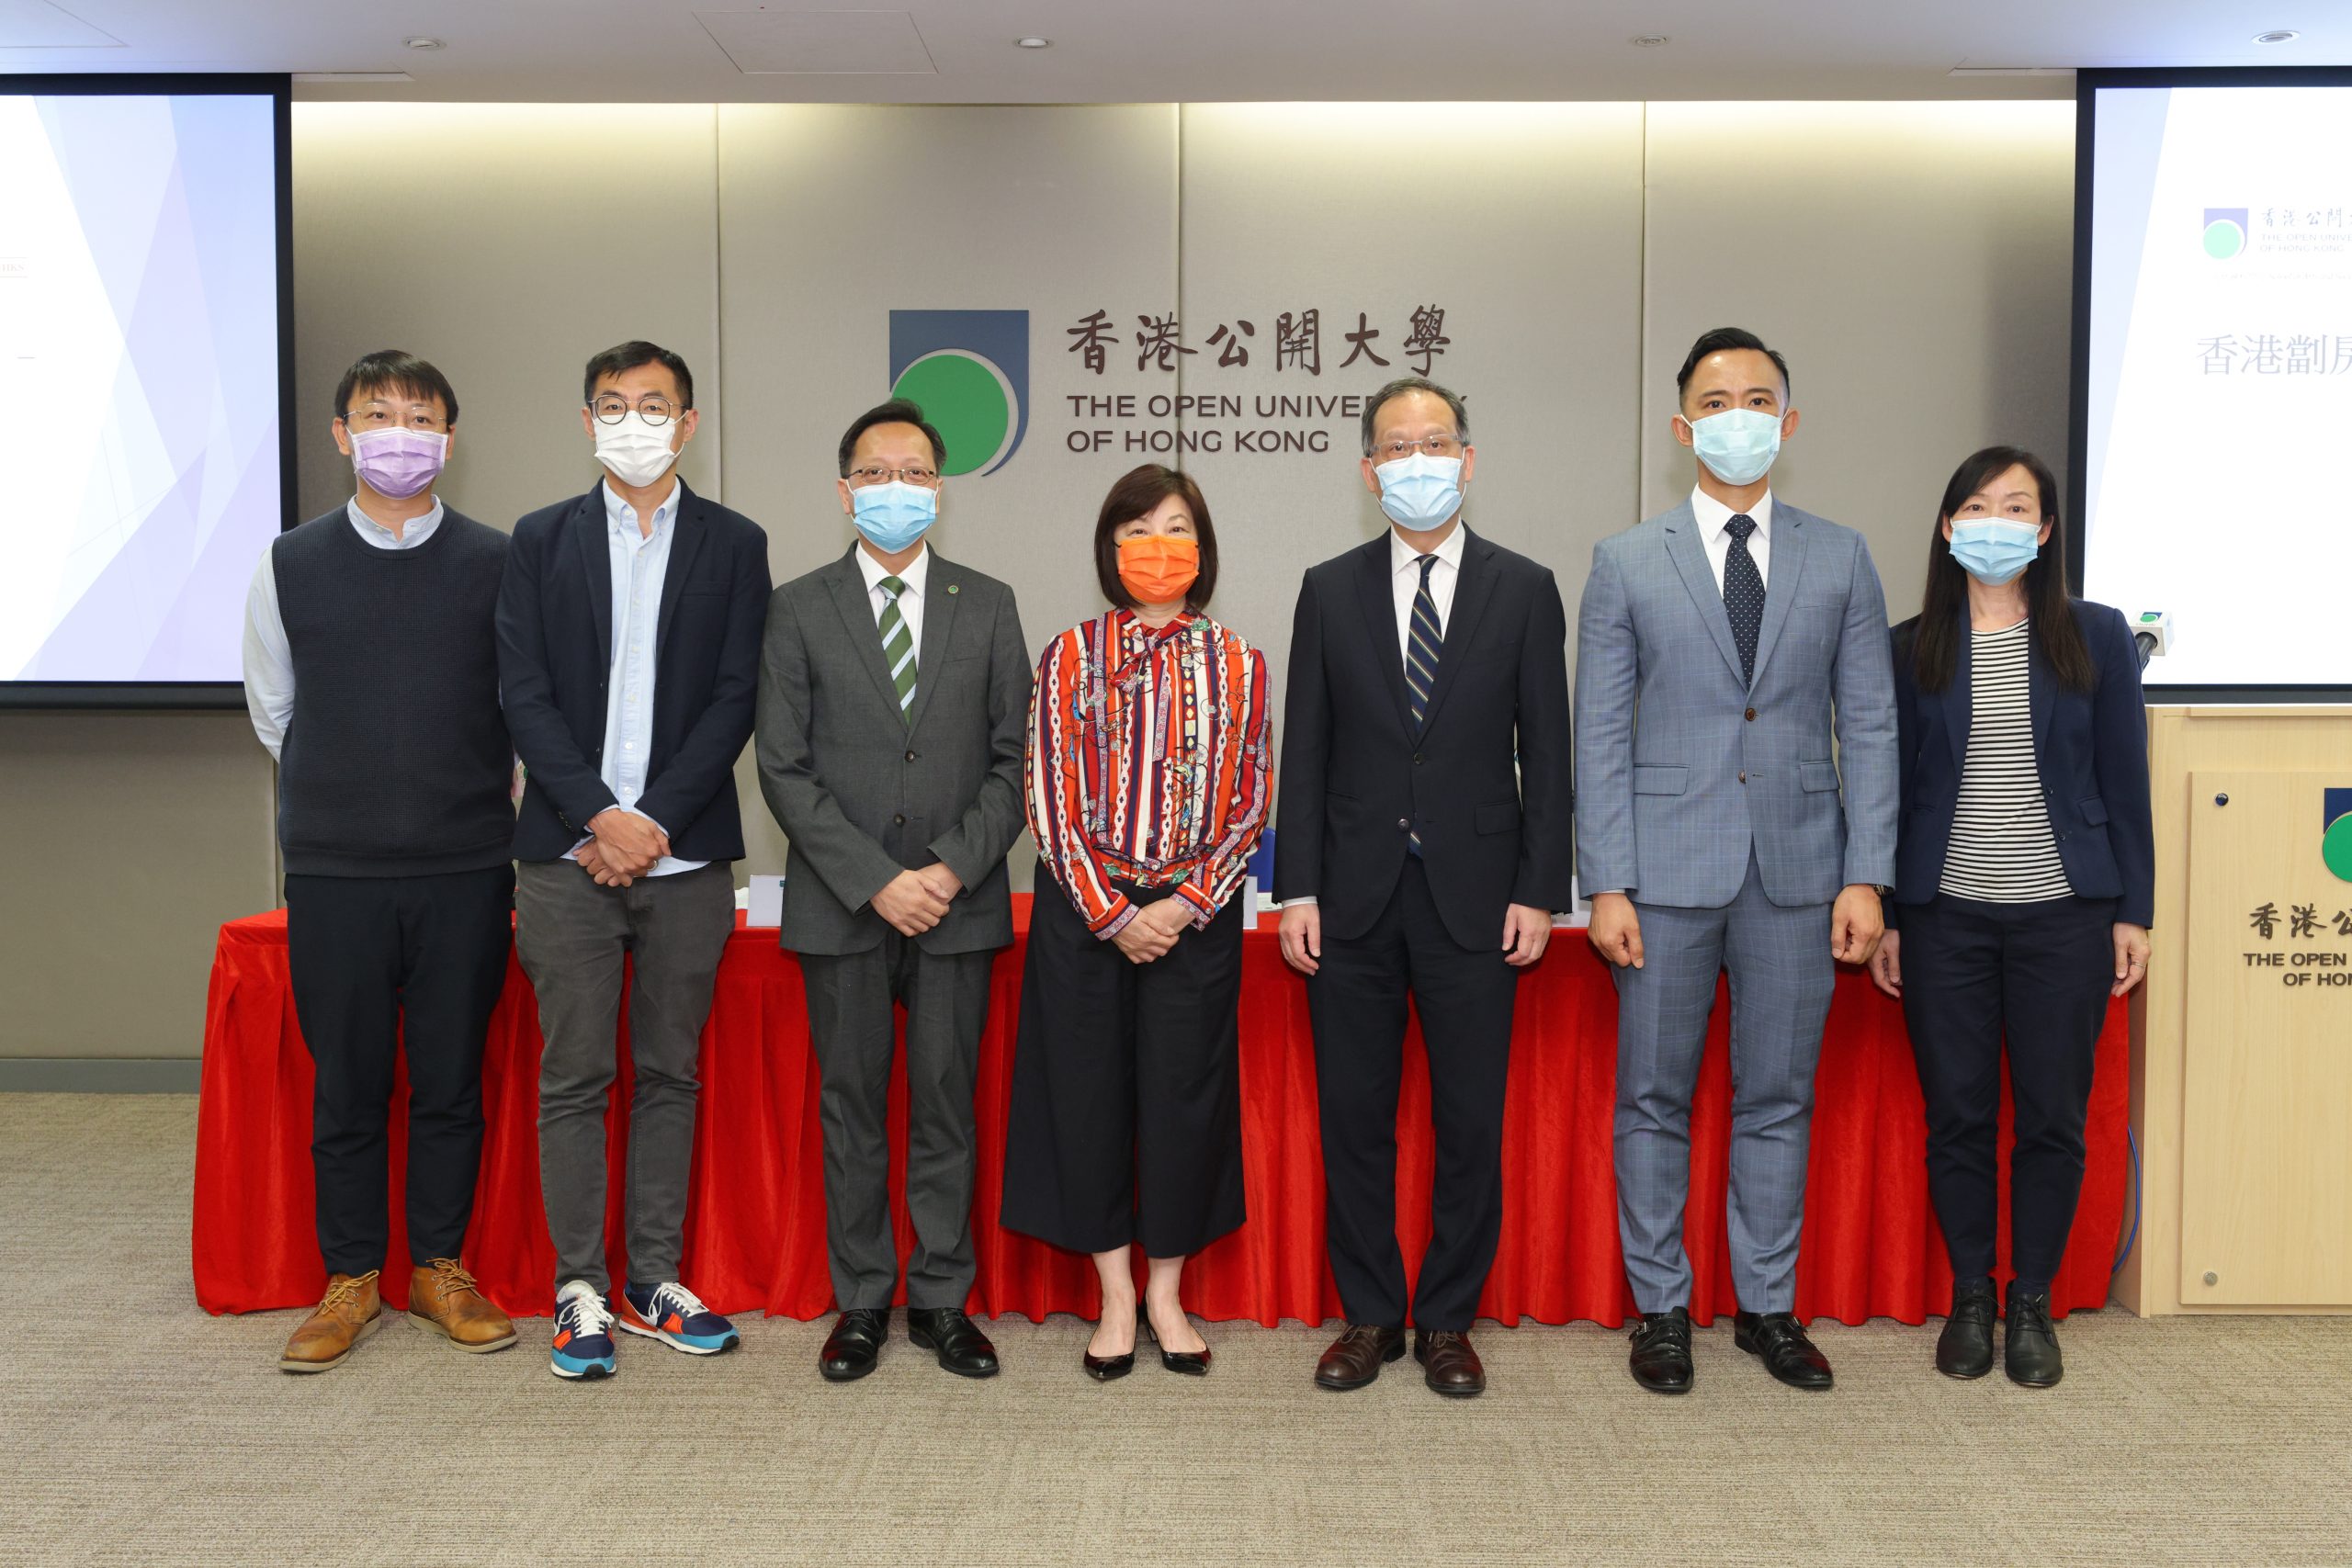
[1001,877,1247,1258]
[1307,858,1517,1332]
[283,865,514,1277]
[1898,892,2118,1292]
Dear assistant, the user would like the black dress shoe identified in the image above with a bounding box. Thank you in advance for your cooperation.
[1734,1310,1834,1391]
[1141,1303,1210,1376]
[1413,1329,1485,1397]
[1083,1308,1136,1382]
[1628,1307,1693,1394]
[820,1307,888,1382]
[2004,1285,2063,1388]
[1315,1324,1405,1391]
[1937,1280,1997,1380]
[906,1306,1000,1379]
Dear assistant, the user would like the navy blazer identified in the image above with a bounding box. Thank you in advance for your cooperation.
[497,479,773,863]
[1887,599,2154,929]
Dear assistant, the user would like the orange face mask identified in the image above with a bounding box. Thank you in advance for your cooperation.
[1116,535,1200,604]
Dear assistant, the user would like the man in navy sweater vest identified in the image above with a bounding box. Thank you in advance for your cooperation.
[243,351,519,1373]
[497,342,772,1381]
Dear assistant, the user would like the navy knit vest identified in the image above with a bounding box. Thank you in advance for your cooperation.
[270,504,514,876]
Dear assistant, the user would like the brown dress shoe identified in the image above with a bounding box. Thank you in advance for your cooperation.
[279,1270,382,1373]
[407,1258,517,1353]
[1413,1329,1486,1397]
[1315,1324,1405,1391]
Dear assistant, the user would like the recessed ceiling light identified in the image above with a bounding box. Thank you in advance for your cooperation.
[2253,29,2300,44]
[1631,35,1669,47]
[403,36,445,51]
[1015,37,1051,49]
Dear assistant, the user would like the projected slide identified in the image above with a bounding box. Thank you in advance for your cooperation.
[0,89,281,685]
[2081,83,2352,687]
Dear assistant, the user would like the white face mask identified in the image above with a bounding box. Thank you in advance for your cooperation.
[594,412,681,488]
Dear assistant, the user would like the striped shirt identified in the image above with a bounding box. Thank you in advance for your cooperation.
[1027,608,1272,939]
[1939,618,2072,903]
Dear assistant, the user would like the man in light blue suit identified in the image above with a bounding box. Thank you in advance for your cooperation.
[1575,327,1896,1395]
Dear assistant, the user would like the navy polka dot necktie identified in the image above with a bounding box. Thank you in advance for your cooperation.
[1723,513,1764,687]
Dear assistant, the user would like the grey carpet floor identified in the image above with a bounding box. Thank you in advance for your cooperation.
[1,1093,2346,1568]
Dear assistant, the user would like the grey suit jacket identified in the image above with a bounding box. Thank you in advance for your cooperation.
[1573,497,1897,909]
[755,546,1031,955]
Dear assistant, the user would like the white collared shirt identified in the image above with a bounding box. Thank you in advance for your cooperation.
[1387,520,1466,667]
[586,476,704,875]
[1690,485,1774,592]
[241,495,447,760]
[854,539,931,650]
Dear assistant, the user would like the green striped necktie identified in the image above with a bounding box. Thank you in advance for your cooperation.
[878,575,917,723]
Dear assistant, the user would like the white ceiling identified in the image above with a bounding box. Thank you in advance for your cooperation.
[1,0,2345,102]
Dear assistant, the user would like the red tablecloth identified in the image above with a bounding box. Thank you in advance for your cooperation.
[194,898,2128,1325]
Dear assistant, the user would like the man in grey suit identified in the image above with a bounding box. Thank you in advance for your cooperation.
[1575,328,1896,1394]
[755,399,1030,1382]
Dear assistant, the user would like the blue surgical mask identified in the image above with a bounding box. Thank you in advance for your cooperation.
[1374,453,1464,530]
[1947,519,2041,585]
[851,480,937,553]
[1687,408,1784,486]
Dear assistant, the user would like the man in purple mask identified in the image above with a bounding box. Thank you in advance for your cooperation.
[243,350,520,1373]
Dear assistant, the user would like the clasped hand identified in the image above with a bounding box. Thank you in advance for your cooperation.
[575,807,670,886]
[871,863,964,936]
[1113,897,1195,964]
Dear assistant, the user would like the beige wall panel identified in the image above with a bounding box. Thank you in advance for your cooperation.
[291,104,726,531]
[1641,102,2075,622]
[0,714,276,1058]
[1175,103,1646,700]
[715,104,1180,879]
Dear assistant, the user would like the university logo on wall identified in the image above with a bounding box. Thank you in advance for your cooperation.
[2201,207,2248,261]
[2325,788,2352,883]
[887,310,1030,476]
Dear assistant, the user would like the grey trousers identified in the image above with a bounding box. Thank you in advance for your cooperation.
[1611,853,1836,1315]
[516,858,734,1294]
[797,936,995,1311]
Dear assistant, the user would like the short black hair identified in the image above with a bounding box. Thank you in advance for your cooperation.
[1674,327,1792,408]
[582,340,694,409]
[1360,376,1470,457]
[837,399,948,479]
[1092,464,1218,612]
[334,350,458,427]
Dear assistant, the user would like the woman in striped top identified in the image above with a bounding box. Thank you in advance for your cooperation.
[1000,464,1272,1381]
[1872,446,2154,1390]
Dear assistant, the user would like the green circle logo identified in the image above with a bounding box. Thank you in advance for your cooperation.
[2202,219,2245,260]
[889,351,1013,477]
[2324,813,2352,883]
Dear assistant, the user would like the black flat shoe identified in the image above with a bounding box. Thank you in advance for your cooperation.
[1734,1310,1834,1391]
[819,1307,888,1382]
[1937,1280,1996,1380]
[1141,1302,1210,1376]
[906,1305,1001,1379]
[1628,1307,1693,1394]
[2004,1285,2063,1388]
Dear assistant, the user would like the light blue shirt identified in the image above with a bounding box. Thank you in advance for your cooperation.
[586,478,705,875]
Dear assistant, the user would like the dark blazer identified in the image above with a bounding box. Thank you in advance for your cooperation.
[497,479,773,863]
[1888,599,2154,929]
[754,547,1030,956]
[1273,527,1575,951]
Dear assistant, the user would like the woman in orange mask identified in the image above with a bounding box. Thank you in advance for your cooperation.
[1001,463,1272,1381]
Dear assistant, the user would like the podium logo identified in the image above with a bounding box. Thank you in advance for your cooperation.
[2202,208,2248,261]
[888,310,1029,476]
[2326,789,2352,883]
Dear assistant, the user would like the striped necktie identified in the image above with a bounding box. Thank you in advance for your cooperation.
[1404,553,1442,854]
[877,575,917,724]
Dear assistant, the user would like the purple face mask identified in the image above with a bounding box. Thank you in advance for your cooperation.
[350,427,447,500]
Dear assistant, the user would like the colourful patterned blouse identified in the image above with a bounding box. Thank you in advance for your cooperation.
[1026,608,1272,939]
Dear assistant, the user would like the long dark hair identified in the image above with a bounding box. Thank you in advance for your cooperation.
[1913,446,2094,694]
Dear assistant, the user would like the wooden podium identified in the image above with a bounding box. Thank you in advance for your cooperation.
[2121,705,2352,1314]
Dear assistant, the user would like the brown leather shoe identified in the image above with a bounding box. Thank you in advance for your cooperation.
[407,1258,517,1354]
[1315,1324,1405,1391]
[1414,1328,1486,1397]
[279,1270,382,1373]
